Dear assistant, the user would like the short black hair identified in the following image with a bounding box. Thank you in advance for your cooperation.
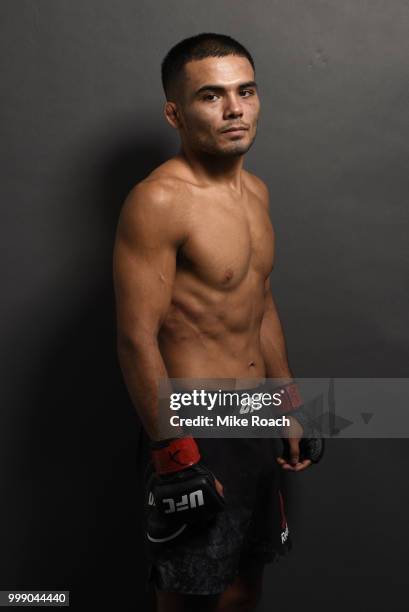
[161,32,255,101]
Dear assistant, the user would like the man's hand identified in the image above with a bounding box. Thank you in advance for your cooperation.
[145,437,226,545]
[276,415,312,472]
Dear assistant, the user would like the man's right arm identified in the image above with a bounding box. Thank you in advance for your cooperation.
[113,180,188,440]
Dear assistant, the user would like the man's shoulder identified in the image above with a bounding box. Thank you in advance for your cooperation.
[127,158,192,209]
[243,170,270,207]
[118,163,191,246]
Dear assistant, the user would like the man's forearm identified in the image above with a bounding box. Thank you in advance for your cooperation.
[117,336,172,440]
[260,292,294,379]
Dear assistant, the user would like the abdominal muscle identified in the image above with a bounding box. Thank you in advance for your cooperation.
[157,272,267,389]
[158,335,266,389]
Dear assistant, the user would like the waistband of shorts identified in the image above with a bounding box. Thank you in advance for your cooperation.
[168,380,269,394]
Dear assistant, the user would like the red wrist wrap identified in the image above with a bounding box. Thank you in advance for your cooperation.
[277,382,303,413]
[151,437,201,475]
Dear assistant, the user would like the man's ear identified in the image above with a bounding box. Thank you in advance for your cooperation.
[163,101,181,130]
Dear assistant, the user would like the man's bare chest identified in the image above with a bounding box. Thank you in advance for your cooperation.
[178,194,274,289]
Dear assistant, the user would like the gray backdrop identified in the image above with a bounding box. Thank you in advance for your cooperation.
[1,1,408,610]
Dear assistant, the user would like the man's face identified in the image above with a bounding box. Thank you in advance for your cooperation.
[174,55,260,157]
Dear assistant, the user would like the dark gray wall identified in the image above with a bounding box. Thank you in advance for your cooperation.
[0,1,407,610]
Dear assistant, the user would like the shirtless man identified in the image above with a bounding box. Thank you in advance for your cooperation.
[113,33,323,612]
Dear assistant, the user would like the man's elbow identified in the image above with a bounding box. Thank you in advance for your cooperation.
[116,330,159,356]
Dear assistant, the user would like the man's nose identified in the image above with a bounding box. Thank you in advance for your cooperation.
[223,94,243,118]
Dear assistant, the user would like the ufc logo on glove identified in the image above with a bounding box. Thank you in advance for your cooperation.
[160,490,205,514]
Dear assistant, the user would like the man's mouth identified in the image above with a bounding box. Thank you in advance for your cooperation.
[221,127,248,133]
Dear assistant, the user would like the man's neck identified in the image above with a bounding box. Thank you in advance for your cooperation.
[178,147,245,195]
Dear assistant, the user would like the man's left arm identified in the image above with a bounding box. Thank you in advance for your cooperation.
[260,277,294,380]
[260,277,322,470]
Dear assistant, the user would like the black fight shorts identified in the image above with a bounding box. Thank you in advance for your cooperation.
[142,428,292,595]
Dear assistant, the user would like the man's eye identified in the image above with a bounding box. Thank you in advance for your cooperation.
[240,89,255,97]
[203,94,218,101]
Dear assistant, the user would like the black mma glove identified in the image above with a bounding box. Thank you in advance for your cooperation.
[276,382,325,464]
[145,437,225,545]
